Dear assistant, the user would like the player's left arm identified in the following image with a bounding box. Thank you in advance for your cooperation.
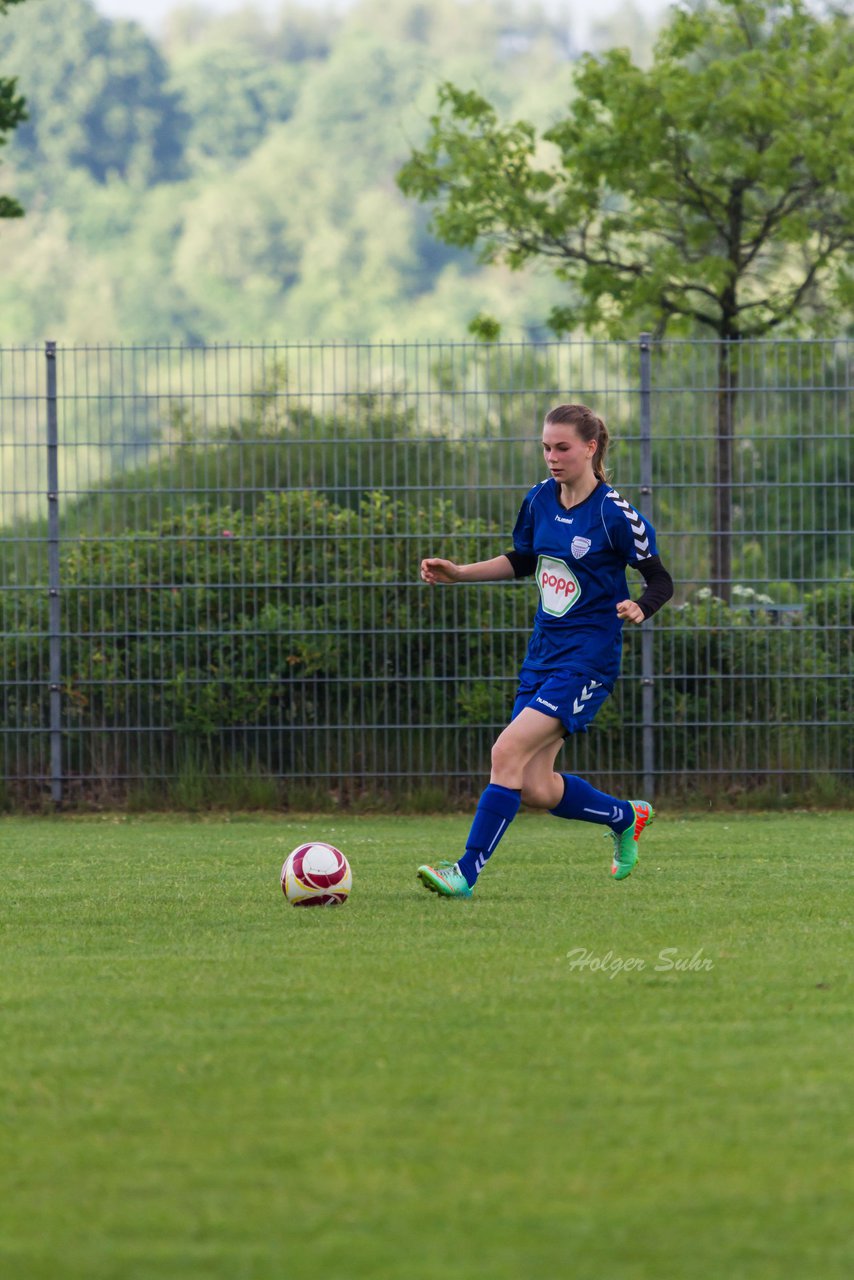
[603,492,674,625]
[617,556,674,625]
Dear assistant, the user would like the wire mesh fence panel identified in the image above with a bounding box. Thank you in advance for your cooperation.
[648,338,853,797]
[0,347,50,791]
[0,338,850,807]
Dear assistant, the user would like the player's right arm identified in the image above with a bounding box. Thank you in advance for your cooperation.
[420,555,516,584]
[422,487,540,585]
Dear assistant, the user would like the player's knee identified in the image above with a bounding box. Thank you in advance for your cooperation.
[520,778,552,809]
[489,735,523,788]
[490,735,512,775]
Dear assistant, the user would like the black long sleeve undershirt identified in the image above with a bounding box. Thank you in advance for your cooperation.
[503,549,537,578]
[633,555,674,619]
[502,551,674,620]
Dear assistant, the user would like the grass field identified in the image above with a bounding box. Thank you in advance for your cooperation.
[1,811,851,1280]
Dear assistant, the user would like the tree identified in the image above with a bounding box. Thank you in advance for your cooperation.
[0,0,26,217]
[168,44,301,167]
[0,0,186,186]
[397,0,854,598]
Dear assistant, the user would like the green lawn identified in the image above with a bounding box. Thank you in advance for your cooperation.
[1,812,850,1280]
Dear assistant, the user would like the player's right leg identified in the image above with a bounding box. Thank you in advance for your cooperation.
[416,709,564,897]
[606,800,654,879]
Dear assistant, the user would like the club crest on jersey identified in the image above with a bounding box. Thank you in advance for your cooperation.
[571,536,592,560]
[536,554,582,617]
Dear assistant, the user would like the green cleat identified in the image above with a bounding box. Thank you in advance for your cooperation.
[416,861,473,898]
[607,800,654,880]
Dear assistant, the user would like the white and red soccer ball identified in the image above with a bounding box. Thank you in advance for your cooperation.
[281,842,352,907]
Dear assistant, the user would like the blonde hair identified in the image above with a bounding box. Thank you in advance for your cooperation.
[544,403,610,483]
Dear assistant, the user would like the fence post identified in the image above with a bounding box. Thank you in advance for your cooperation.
[45,340,62,807]
[638,333,655,799]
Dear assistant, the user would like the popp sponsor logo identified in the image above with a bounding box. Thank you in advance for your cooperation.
[536,555,582,617]
[540,568,577,599]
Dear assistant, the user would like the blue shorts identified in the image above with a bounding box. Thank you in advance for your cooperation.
[511,671,611,736]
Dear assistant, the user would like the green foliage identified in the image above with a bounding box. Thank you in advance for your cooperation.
[401,0,854,602]
[167,42,303,168]
[1,475,850,802]
[0,0,611,343]
[468,312,502,340]
[0,0,186,186]
[398,0,854,341]
[642,585,854,780]
[0,483,520,790]
[25,355,555,536]
[0,0,26,217]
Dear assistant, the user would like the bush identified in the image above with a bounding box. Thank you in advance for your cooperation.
[1,493,851,807]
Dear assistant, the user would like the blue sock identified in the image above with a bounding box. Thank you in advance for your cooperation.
[457,783,522,887]
[549,774,632,831]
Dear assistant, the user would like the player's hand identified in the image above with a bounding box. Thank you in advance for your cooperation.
[421,557,461,584]
[616,599,645,624]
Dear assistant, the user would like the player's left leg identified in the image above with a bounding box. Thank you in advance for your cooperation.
[518,736,564,809]
[518,675,654,880]
[519,734,653,878]
[605,800,654,880]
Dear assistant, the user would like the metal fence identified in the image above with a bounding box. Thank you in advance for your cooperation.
[0,337,851,808]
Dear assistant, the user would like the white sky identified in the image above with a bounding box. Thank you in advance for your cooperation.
[96,0,342,24]
[94,0,671,39]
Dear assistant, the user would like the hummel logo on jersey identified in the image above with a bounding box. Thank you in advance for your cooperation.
[554,514,574,525]
[571,536,591,559]
[535,697,559,712]
[605,489,652,559]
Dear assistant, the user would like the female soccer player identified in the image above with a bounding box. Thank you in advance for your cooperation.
[416,402,673,897]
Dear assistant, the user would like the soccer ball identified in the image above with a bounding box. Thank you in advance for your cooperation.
[281,842,352,907]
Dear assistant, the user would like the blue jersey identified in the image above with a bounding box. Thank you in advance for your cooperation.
[512,478,658,689]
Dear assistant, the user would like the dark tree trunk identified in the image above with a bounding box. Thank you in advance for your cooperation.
[712,342,737,603]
